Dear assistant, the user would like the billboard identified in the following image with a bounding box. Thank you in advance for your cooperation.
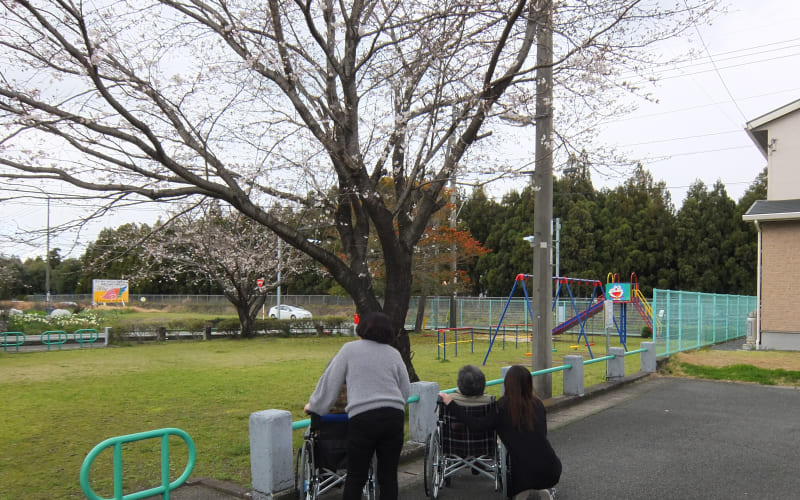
[92,279,129,304]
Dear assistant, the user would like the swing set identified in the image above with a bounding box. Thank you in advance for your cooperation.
[482,272,650,365]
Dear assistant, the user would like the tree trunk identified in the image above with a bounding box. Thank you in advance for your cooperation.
[235,301,257,338]
[414,294,428,333]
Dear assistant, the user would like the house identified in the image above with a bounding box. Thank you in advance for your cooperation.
[742,98,800,351]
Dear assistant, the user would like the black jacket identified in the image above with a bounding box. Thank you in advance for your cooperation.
[448,397,561,495]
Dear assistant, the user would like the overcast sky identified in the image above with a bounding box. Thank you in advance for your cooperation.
[2,1,799,260]
[594,0,800,203]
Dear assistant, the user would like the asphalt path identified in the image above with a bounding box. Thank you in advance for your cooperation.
[397,377,800,500]
[147,375,800,500]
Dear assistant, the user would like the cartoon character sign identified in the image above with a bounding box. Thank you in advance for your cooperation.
[604,282,631,302]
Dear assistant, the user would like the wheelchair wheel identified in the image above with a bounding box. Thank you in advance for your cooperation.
[499,442,510,499]
[296,440,318,500]
[424,428,443,498]
[363,453,379,500]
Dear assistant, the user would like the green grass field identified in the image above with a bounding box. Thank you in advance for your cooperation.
[0,332,641,499]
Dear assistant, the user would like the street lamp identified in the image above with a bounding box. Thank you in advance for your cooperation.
[522,235,535,278]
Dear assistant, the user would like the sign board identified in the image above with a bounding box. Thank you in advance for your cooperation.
[604,282,631,302]
[92,279,129,304]
[256,278,265,290]
[604,300,614,328]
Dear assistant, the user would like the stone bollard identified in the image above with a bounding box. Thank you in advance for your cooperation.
[104,327,113,346]
[563,355,585,396]
[500,366,511,396]
[250,410,293,500]
[409,381,439,443]
[640,341,656,373]
[607,347,625,381]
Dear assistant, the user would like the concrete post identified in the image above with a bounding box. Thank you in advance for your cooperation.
[250,409,293,499]
[563,355,584,396]
[500,366,511,396]
[104,327,111,346]
[409,381,439,443]
[640,341,656,373]
[607,347,625,381]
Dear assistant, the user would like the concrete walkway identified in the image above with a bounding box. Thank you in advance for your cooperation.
[159,374,800,499]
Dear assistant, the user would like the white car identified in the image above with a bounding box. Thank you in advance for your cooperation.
[268,304,312,319]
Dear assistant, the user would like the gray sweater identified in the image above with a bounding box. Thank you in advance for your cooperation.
[307,339,411,418]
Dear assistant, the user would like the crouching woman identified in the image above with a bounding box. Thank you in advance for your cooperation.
[439,365,562,499]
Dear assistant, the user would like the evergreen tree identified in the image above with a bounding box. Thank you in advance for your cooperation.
[554,152,600,279]
[728,168,767,294]
[675,180,738,292]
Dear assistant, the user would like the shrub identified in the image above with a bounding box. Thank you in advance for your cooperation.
[641,325,653,339]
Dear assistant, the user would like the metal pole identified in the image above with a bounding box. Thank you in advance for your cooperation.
[277,240,282,319]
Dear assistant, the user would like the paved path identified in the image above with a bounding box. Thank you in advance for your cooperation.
[398,376,800,499]
[157,375,800,499]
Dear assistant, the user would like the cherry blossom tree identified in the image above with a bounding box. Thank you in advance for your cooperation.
[135,203,307,337]
[0,0,719,379]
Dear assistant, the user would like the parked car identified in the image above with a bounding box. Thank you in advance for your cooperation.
[268,304,312,319]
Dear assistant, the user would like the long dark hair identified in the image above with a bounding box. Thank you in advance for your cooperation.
[503,365,537,431]
[356,312,395,344]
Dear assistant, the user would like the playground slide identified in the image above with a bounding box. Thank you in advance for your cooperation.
[552,300,604,336]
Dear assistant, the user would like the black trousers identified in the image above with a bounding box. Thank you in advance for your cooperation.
[343,407,405,500]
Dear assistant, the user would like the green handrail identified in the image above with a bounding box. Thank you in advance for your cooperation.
[74,328,100,347]
[1,331,26,352]
[584,355,614,365]
[42,330,68,351]
[80,427,196,500]
[290,346,651,430]
[291,364,574,430]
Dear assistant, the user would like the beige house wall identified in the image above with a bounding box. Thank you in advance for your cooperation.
[760,221,800,334]
[763,113,800,200]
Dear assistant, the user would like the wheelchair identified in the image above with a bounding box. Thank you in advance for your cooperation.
[424,397,509,498]
[295,413,377,499]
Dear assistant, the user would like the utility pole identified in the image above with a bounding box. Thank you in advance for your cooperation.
[532,0,554,398]
[45,197,51,312]
[448,109,458,329]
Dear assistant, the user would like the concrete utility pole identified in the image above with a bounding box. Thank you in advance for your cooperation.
[532,0,554,398]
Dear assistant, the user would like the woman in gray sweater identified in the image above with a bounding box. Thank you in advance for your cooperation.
[305,312,411,500]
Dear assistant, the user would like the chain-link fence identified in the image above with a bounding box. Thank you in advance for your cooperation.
[652,289,756,357]
[26,291,756,356]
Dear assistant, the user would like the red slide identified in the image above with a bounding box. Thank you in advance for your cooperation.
[552,300,604,336]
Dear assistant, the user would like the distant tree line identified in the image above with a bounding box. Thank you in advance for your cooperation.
[0,165,766,301]
[461,163,766,297]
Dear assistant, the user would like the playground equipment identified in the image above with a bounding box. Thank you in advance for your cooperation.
[483,274,606,364]
[436,327,475,361]
[483,272,658,364]
[604,273,663,349]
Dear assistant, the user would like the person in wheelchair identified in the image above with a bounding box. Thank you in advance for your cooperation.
[449,364,493,407]
[440,365,562,500]
[446,365,494,477]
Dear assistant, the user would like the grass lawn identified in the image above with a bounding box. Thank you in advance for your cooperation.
[0,332,641,499]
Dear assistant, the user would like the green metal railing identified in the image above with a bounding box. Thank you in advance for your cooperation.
[74,328,100,347]
[1,331,26,352]
[41,330,69,350]
[652,289,756,357]
[80,427,196,500]
[290,358,589,431]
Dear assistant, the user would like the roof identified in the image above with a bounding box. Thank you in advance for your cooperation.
[745,98,800,158]
[743,199,800,222]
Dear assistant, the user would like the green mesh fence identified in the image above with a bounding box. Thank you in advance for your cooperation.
[652,289,756,357]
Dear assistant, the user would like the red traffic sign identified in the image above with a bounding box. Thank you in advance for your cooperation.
[256,278,265,288]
